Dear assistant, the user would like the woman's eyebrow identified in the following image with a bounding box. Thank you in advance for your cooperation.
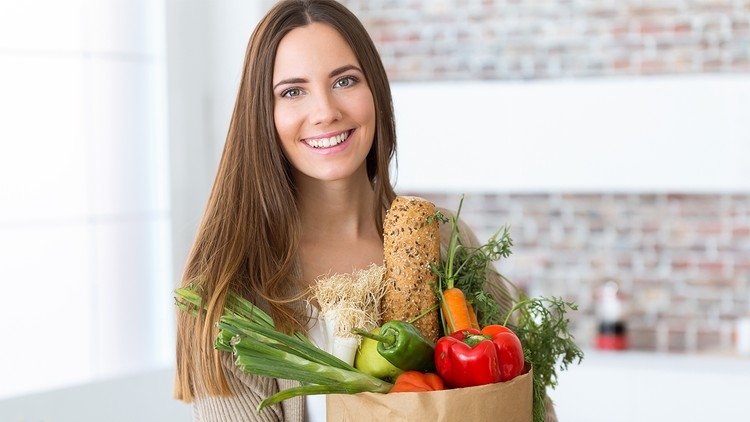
[329,64,362,78]
[273,64,363,90]
[273,77,306,91]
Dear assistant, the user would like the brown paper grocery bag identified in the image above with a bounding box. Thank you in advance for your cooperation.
[326,365,532,422]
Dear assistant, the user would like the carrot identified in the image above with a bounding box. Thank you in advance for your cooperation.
[441,287,473,334]
[437,196,477,335]
[466,302,480,329]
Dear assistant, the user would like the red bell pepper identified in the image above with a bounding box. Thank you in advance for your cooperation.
[434,328,502,388]
[481,325,525,382]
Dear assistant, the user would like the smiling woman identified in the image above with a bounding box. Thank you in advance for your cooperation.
[172,1,561,421]
[172,1,398,421]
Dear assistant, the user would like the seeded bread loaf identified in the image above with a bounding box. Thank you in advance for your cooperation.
[380,196,441,343]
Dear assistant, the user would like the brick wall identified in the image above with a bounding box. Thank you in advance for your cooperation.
[409,193,750,353]
[336,0,750,353]
[343,0,750,80]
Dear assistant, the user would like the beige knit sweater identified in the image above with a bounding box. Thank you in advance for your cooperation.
[190,214,558,422]
[192,352,304,421]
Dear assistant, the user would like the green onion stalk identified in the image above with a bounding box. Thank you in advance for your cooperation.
[175,285,393,412]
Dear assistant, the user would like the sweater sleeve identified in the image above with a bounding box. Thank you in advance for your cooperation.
[191,352,304,422]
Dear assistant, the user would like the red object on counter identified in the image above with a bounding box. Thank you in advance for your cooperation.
[596,321,628,350]
[595,282,629,351]
[596,335,628,350]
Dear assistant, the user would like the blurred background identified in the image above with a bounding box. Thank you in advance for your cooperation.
[0,0,748,421]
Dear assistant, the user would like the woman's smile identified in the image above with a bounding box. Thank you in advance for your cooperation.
[303,129,353,150]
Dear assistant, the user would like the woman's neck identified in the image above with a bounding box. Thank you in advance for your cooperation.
[299,188,375,239]
[294,170,384,283]
[295,172,378,241]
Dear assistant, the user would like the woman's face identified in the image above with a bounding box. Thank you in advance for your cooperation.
[272,22,376,184]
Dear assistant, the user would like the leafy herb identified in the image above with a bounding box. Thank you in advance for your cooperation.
[503,295,584,422]
[432,195,584,422]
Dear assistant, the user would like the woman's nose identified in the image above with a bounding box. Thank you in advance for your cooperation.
[310,92,342,125]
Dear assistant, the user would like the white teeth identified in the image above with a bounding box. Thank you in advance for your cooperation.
[306,131,349,148]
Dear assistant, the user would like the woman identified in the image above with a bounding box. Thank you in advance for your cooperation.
[174,1,397,420]
[174,1,556,421]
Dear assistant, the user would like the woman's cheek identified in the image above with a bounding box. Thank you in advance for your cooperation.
[274,106,299,145]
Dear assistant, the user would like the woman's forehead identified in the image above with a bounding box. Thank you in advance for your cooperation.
[273,22,360,82]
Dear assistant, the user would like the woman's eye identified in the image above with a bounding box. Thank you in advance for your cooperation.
[281,88,302,98]
[334,76,358,88]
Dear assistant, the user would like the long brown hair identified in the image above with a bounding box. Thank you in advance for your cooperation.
[174,0,397,401]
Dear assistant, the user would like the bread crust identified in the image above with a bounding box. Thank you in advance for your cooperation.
[380,196,441,342]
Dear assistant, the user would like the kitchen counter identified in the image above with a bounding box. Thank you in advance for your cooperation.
[0,367,191,422]
[2,350,747,422]
[551,349,750,421]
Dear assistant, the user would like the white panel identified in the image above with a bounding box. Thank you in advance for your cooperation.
[0,224,93,399]
[85,59,168,216]
[392,75,750,193]
[90,217,172,378]
[83,0,156,56]
[0,0,86,52]
[0,56,88,223]
[149,216,176,366]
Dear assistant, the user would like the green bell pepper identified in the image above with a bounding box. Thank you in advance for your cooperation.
[354,328,404,381]
[355,320,435,372]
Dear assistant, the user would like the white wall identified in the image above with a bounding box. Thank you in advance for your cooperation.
[0,0,173,399]
[391,75,750,194]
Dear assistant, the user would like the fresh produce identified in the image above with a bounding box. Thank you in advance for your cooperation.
[174,285,393,411]
[174,194,582,422]
[480,325,525,381]
[381,196,442,342]
[353,320,435,373]
[440,287,474,335]
[389,371,445,393]
[466,302,480,329]
[434,328,503,388]
[430,195,584,422]
[479,324,515,337]
[354,328,404,381]
[312,264,387,365]
[434,200,477,335]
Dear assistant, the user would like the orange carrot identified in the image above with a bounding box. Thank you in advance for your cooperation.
[466,302,480,329]
[441,287,473,334]
[439,196,480,335]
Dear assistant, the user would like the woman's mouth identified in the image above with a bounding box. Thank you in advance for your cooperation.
[304,130,351,149]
